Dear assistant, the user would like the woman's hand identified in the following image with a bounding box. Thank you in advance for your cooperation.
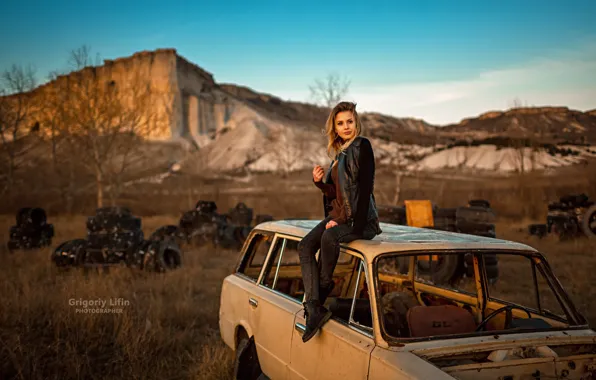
[312,165,324,182]
[326,220,338,229]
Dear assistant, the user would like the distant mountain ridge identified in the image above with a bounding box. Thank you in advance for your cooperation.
[219,83,596,145]
[440,106,596,143]
[219,83,439,144]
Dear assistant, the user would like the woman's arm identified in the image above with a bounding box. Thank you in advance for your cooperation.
[313,176,336,199]
[352,139,375,235]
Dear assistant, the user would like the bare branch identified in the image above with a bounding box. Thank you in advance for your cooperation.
[33,45,165,207]
[0,64,38,194]
[309,72,351,108]
[68,45,101,70]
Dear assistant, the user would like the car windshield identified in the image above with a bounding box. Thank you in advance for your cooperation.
[375,250,585,343]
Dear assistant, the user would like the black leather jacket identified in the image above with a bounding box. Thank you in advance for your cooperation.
[321,136,382,235]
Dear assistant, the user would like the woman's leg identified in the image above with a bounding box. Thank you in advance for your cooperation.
[298,217,332,303]
[319,221,377,297]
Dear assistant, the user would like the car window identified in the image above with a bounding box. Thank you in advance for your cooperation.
[329,258,373,335]
[236,231,274,282]
[378,253,477,295]
[488,254,567,321]
[376,251,573,342]
[261,237,304,302]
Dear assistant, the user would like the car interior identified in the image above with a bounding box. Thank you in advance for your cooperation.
[376,252,571,340]
[238,231,571,341]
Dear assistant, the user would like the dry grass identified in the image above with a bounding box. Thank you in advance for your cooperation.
[0,191,594,379]
[0,215,239,380]
[496,220,596,326]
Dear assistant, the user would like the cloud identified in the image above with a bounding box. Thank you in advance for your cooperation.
[275,40,596,125]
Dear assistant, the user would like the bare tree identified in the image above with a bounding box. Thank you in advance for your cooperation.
[0,64,38,195]
[509,97,528,109]
[309,72,351,108]
[48,46,164,207]
[266,127,309,178]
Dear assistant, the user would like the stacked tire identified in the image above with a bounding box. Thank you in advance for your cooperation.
[255,214,274,225]
[133,239,183,272]
[52,239,87,268]
[455,200,497,238]
[7,207,54,252]
[151,200,270,251]
[377,199,499,284]
[84,207,144,264]
[222,202,255,250]
[582,204,596,239]
[545,193,595,240]
[51,206,182,272]
[227,202,253,226]
[377,205,407,225]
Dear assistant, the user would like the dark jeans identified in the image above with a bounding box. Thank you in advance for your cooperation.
[298,216,377,304]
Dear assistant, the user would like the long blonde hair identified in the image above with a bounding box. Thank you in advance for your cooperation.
[324,101,362,159]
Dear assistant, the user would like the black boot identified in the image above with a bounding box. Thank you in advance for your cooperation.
[302,300,332,343]
[319,282,335,306]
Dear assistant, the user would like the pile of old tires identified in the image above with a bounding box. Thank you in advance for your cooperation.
[52,206,182,272]
[537,193,596,240]
[84,207,145,265]
[151,200,274,250]
[7,207,54,252]
[377,199,499,285]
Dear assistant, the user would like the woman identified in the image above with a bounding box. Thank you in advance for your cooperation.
[298,101,382,343]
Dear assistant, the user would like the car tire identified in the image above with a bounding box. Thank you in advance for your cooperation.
[581,205,596,239]
[417,254,463,285]
[485,265,499,283]
[434,208,457,219]
[142,240,182,272]
[16,207,32,225]
[148,225,181,242]
[468,199,491,209]
[96,206,132,216]
[234,336,263,380]
[528,223,548,238]
[52,239,87,267]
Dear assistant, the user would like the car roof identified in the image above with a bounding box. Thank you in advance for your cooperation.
[255,219,537,262]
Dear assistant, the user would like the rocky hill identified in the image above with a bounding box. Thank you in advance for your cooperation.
[439,107,596,143]
[219,83,438,144]
[4,46,595,178]
[219,84,596,146]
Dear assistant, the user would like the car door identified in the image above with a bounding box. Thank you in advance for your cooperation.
[289,256,376,380]
[250,235,306,380]
[220,230,274,350]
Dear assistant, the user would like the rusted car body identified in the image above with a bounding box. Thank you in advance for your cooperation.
[219,220,596,380]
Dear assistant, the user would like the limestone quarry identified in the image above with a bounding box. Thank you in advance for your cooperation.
[3,48,596,178]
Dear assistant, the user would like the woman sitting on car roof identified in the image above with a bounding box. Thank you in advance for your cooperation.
[298,101,382,343]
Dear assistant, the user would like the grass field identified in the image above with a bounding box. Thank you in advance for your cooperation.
[0,215,237,380]
[0,213,594,379]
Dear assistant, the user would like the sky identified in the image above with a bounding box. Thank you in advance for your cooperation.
[1,0,595,125]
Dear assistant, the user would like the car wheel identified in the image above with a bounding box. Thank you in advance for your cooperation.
[581,205,596,239]
[234,336,263,380]
[417,254,463,285]
[142,240,182,272]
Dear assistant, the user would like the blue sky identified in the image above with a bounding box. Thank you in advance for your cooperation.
[1,0,595,125]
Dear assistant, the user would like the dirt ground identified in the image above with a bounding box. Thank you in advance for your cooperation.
[0,213,594,379]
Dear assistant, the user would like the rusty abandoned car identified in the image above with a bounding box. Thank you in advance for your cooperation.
[219,220,596,380]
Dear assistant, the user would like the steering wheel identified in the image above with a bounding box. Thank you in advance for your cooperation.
[475,305,533,332]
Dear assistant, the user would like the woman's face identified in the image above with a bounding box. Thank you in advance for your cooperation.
[334,111,356,141]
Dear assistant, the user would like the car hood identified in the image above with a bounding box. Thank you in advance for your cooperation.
[405,330,596,380]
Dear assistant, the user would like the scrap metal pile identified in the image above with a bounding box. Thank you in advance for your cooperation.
[377,200,499,285]
[7,207,54,252]
[528,193,596,240]
[151,200,274,250]
[52,207,182,272]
